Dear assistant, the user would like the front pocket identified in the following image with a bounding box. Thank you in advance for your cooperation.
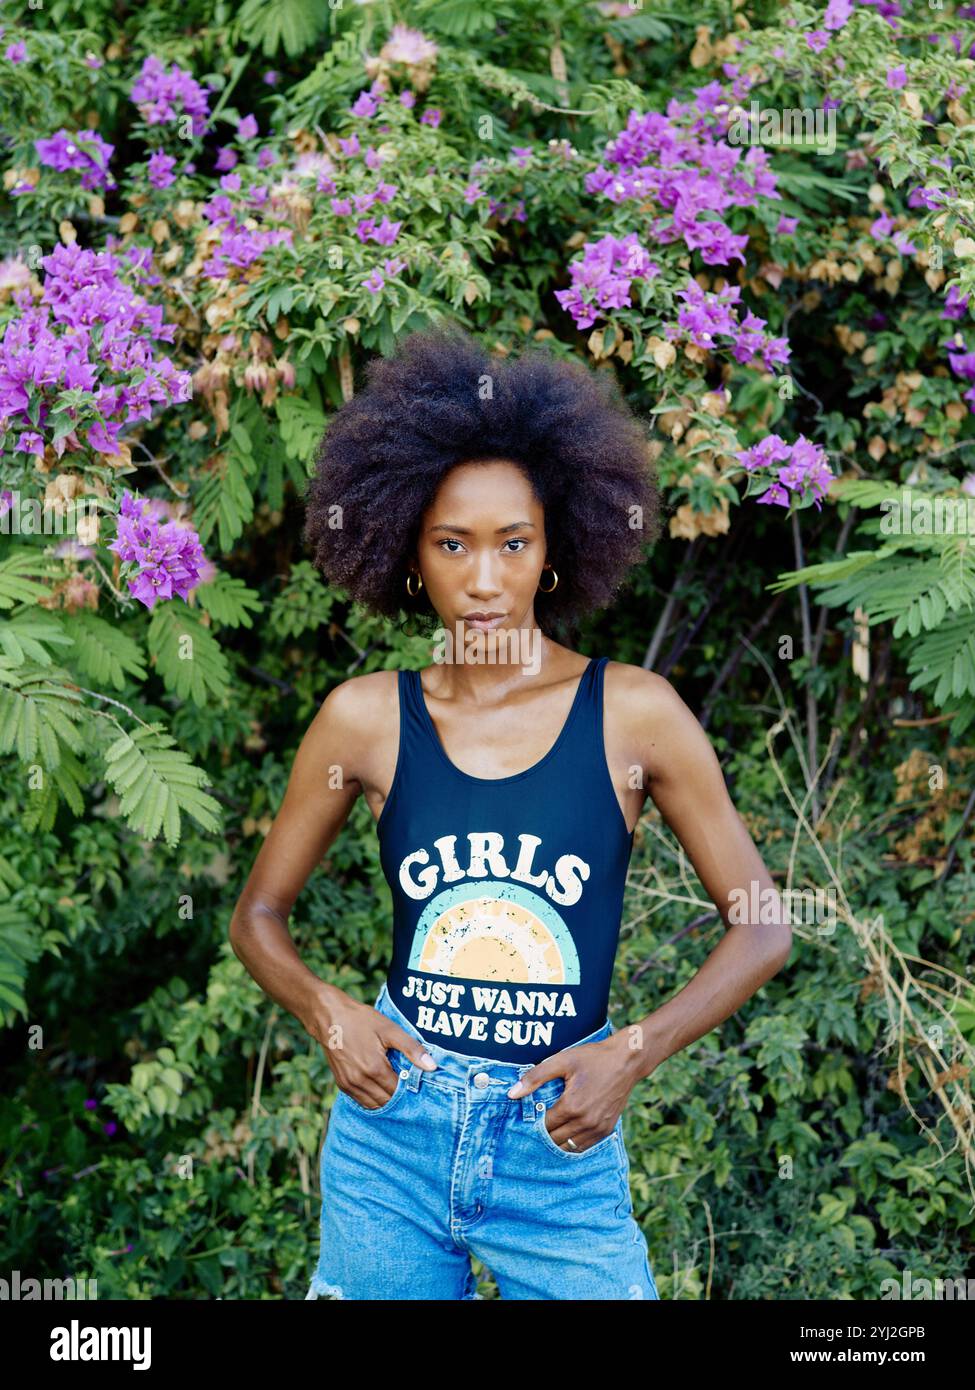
[534,1106,622,1162]
[339,1063,408,1117]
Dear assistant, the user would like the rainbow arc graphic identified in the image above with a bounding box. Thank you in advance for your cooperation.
[406,880,580,984]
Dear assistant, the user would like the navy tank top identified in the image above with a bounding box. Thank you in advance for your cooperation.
[375,656,635,1064]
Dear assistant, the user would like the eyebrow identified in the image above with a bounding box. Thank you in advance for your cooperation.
[427,521,536,535]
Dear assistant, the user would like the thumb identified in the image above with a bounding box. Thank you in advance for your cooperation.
[382,1022,439,1071]
[506,1058,559,1099]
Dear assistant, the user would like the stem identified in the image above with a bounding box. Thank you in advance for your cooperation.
[642,536,700,670]
[792,510,819,824]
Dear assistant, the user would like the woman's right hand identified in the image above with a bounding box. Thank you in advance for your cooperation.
[307,985,439,1110]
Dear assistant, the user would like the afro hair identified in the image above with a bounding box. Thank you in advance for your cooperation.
[301,324,661,637]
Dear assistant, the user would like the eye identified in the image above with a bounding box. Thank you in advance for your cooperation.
[436,538,529,554]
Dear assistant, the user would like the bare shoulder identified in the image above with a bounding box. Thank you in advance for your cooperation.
[602,659,686,716]
[602,660,705,782]
[307,668,400,785]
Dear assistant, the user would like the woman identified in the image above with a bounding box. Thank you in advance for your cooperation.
[228,326,792,1300]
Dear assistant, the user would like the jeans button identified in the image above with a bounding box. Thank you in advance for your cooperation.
[472,1072,490,1089]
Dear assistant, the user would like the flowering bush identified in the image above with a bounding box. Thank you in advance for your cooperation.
[1,0,974,1302]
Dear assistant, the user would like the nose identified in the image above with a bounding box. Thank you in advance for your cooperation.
[467,550,504,597]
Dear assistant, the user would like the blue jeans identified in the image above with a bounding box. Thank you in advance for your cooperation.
[306,982,659,1300]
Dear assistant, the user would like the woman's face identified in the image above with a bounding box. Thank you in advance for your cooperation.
[414,458,547,637]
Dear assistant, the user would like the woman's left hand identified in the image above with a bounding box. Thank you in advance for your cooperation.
[505,1032,647,1153]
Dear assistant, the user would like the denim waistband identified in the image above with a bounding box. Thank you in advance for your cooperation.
[371,981,614,1100]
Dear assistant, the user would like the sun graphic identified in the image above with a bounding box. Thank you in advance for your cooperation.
[407,881,580,985]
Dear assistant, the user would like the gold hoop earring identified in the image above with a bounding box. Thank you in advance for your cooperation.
[406,570,423,597]
[538,566,558,593]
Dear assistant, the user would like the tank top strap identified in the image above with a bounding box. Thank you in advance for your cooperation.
[553,654,604,762]
[399,666,441,762]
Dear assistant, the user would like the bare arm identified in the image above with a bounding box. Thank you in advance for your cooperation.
[228,674,437,1107]
[620,670,792,1081]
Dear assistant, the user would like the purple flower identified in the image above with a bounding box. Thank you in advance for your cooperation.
[214,146,237,172]
[108,491,207,610]
[35,129,116,191]
[5,41,27,63]
[824,0,853,29]
[555,232,659,329]
[103,1122,117,1136]
[370,216,402,245]
[350,89,379,119]
[147,151,177,189]
[776,215,799,235]
[870,210,894,239]
[943,285,970,320]
[363,270,385,294]
[886,66,907,89]
[757,481,791,508]
[891,230,917,256]
[805,31,830,53]
[736,434,793,471]
[400,90,416,109]
[420,108,442,128]
[15,431,43,456]
[237,113,259,141]
[907,187,944,210]
[263,70,279,86]
[84,1098,98,1110]
[130,55,211,138]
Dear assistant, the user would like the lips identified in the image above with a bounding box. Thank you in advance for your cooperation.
[463,614,506,629]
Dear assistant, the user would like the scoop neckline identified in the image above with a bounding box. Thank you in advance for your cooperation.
[413,658,596,787]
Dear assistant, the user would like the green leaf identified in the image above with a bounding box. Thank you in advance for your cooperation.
[147,605,232,706]
[101,721,222,847]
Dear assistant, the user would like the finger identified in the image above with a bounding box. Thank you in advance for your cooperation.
[344,1063,399,1109]
[380,1022,439,1070]
[544,1114,603,1153]
[506,1056,566,1099]
[355,1077,399,1109]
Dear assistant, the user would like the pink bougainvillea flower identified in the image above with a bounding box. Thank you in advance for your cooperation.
[824,0,853,28]
[350,89,380,119]
[380,24,438,66]
[147,151,177,188]
[109,491,207,610]
[943,285,970,320]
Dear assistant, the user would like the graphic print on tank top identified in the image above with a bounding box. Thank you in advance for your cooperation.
[376,656,635,1064]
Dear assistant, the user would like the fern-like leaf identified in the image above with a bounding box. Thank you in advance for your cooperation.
[102,722,222,847]
[62,610,148,689]
[147,606,231,706]
[193,572,263,629]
